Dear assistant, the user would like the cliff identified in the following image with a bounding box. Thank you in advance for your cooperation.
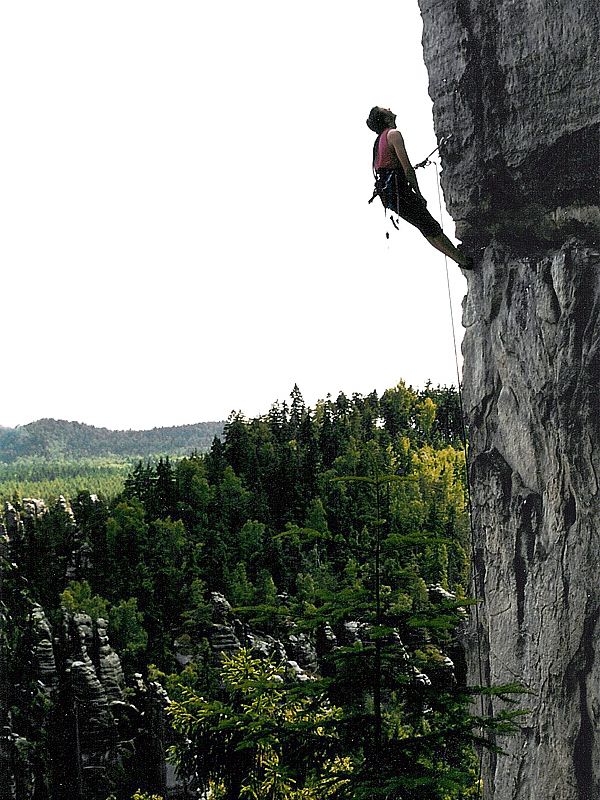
[418,2,600,799]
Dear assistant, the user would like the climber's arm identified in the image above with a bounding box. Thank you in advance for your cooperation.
[388,129,424,199]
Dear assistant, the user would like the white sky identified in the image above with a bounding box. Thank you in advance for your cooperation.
[1,1,466,430]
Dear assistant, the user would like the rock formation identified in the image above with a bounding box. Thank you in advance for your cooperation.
[418,2,599,798]
[204,593,318,680]
[0,502,145,800]
[201,592,441,688]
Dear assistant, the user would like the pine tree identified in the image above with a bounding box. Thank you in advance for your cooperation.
[153,457,177,519]
[167,649,349,800]
[228,562,255,608]
[289,384,306,431]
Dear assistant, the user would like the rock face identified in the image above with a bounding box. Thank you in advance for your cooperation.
[205,593,317,680]
[0,502,141,800]
[418,0,600,252]
[418,3,600,799]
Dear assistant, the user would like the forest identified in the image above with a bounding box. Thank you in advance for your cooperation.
[0,458,132,505]
[0,419,224,462]
[1,383,521,800]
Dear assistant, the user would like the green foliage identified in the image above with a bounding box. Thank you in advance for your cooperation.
[17,498,80,608]
[108,598,148,664]
[0,418,224,462]
[0,457,131,504]
[60,580,109,619]
[304,497,329,534]
[238,520,267,567]
[5,382,522,800]
[106,499,150,595]
[228,562,255,607]
[168,648,351,800]
[181,579,213,634]
[256,569,278,606]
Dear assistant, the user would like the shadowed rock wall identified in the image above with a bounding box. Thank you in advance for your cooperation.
[419,0,599,251]
[418,2,600,798]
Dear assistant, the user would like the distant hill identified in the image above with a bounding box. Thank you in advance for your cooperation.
[0,418,225,462]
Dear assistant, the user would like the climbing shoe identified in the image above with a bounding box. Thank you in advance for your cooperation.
[456,244,475,270]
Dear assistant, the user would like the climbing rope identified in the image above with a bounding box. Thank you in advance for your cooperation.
[423,155,487,796]
[376,141,488,793]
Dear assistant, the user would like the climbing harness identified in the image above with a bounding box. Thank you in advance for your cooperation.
[369,135,448,239]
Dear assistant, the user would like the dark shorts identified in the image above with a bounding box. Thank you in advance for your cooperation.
[376,169,443,238]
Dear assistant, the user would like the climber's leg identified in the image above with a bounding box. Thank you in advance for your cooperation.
[426,233,473,268]
[378,171,474,269]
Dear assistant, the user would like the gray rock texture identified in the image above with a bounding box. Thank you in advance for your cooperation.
[20,499,47,520]
[30,604,58,690]
[206,593,315,680]
[419,0,599,251]
[0,509,133,800]
[418,2,600,798]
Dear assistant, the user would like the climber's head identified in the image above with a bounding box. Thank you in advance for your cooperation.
[366,106,396,134]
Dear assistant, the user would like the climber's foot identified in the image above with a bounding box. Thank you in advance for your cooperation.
[456,244,475,269]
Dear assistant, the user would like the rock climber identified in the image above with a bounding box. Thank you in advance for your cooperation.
[367,106,473,268]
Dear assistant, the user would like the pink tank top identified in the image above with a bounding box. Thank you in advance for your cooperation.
[374,128,400,170]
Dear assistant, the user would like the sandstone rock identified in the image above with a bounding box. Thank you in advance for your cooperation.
[174,634,194,667]
[20,499,47,519]
[0,505,147,799]
[55,495,75,521]
[427,583,456,603]
[30,604,58,691]
[243,630,287,662]
[67,658,113,731]
[65,613,121,741]
[462,242,600,799]
[285,632,318,673]
[129,677,169,797]
[418,3,600,797]
[202,595,316,680]
[3,502,23,539]
[285,660,311,682]
[316,622,337,657]
[208,623,242,659]
[95,618,125,702]
[210,591,233,623]
[339,620,370,645]
[418,0,600,250]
